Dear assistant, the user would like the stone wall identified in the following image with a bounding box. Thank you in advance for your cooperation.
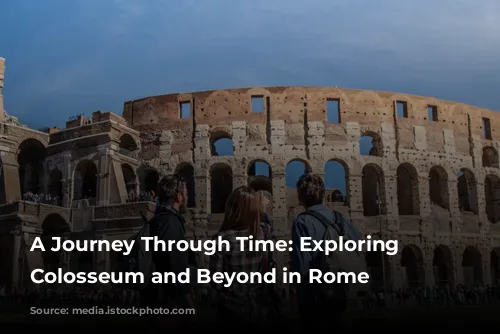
[2,80,500,289]
[123,87,500,288]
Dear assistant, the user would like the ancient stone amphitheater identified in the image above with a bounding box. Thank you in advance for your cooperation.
[0,57,499,291]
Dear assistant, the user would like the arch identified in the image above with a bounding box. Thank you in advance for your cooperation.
[400,244,425,288]
[42,213,70,236]
[73,160,98,201]
[365,251,391,290]
[324,159,349,205]
[482,146,499,168]
[140,168,159,195]
[285,159,311,188]
[362,163,386,216]
[210,131,233,156]
[176,163,196,208]
[17,138,46,195]
[433,245,454,286]
[360,131,383,157]
[429,166,449,209]
[119,134,138,151]
[210,163,232,214]
[484,174,500,223]
[41,213,70,272]
[462,246,483,286]
[396,163,420,215]
[457,168,478,214]
[248,160,272,194]
[491,248,500,286]
[248,160,271,178]
[121,164,137,197]
[47,168,63,205]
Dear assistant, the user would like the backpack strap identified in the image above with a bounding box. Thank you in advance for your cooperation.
[300,209,345,237]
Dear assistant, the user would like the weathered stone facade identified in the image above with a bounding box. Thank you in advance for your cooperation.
[0,58,499,291]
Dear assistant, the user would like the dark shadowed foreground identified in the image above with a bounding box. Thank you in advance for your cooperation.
[1,305,500,331]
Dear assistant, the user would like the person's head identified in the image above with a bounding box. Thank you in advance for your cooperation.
[220,186,262,236]
[296,173,325,208]
[157,174,188,213]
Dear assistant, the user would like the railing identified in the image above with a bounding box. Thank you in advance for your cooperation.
[93,202,156,220]
[119,148,138,159]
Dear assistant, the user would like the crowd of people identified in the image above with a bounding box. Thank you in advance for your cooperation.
[126,190,157,203]
[9,174,500,330]
[1,283,500,313]
[364,284,500,309]
[21,192,61,206]
[20,190,158,206]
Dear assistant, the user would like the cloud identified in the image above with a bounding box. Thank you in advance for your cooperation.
[3,0,500,123]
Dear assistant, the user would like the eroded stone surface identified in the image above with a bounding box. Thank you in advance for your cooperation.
[0,59,500,289]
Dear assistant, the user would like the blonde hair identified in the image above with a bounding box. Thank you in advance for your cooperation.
[220,186,262,236]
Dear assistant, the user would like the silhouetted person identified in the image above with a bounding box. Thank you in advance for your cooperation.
[143,174,196,329]
[290,173,346,330]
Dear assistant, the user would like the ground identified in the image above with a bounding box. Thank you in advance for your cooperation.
[1,305,499,329]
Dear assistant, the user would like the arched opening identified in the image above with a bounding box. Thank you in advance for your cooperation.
[457,169,478,214]
[400,245,425,288]
[365,250,391,290]
[491,248,500,286]
[482,146,499,168]
[0,158,6,204]
[248,160,272,194]
[47,168,63,206]
[41,213,70,272]
[121,164,137,200]
[362,163,386,216]
[433,245,454,286]
[462,246,483,286]
[360,132,383,157]
[73,160,97,201]
[17,138,46,195]
[396,163,420,215]
[429,166,449,209]
[324,159,349,205]
[42,213,70,236]
[286,159,311,212]
[176,163,196,208]
[485,174,500,224]
[210,163,232,214]
[286,159,311,188]
[139,168,159,200]
[119,134,138,152]
[210,131,233,156]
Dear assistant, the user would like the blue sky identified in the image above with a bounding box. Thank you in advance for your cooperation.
[1,0,499,191]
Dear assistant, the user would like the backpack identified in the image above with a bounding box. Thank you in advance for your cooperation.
[301,209,369,307]
[114,211,170,291]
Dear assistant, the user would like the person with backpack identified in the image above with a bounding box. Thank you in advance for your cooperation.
[290,173,367,330]
[141,174,196,328]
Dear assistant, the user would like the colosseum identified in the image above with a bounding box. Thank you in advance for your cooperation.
[0,57,499,291]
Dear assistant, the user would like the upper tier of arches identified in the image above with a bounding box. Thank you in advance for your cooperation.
[122,86,500,144]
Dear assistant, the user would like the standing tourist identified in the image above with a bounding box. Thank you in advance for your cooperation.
[290,173,348,330]
[209,186,272,329]
[143,174,196,329]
